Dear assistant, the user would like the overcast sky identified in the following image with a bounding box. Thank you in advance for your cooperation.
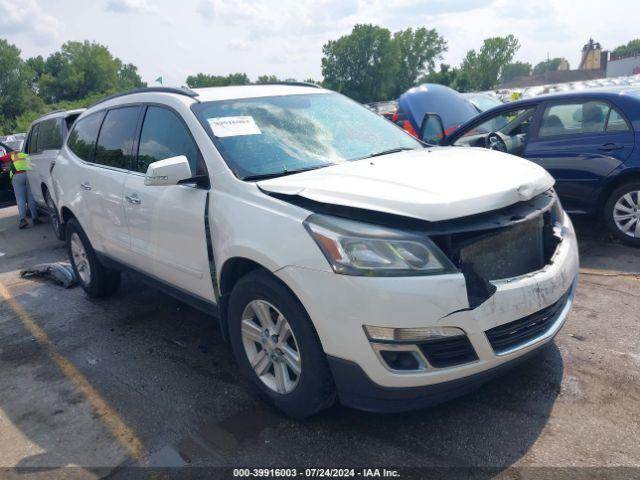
[1,0,639,87]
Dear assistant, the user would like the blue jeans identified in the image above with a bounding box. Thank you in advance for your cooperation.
[11,173,38,221]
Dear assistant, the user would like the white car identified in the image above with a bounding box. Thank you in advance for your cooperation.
[23,109,85,237]
[51,84,579,418]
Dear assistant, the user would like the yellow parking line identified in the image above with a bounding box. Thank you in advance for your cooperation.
[0,281,146,462]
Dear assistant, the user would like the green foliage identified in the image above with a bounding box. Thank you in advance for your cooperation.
[500,61,532,83]
[391,27,447,97]
[0,39,43,134]
[460,35,520,91]
[611,39,640,59]
[185,72,250,88]
[0,38,144,135]
[36,41,145,103]
[322,24,398,103]
[420,64,474,92]
[532,57,564,75]
[256,75,280,83]
[321,24,446,102]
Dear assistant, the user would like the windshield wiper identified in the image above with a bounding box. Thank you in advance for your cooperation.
[363,147,417,159]
[242,164,332,181]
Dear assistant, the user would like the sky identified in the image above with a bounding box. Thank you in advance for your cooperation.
[1,0,639,87]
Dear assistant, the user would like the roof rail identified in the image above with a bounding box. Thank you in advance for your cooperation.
[251,81,322,89]
[38,109,66,118]
[89,87,199,108]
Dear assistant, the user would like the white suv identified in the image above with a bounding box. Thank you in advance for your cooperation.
[24,108,85,238]
[52,84,579,418]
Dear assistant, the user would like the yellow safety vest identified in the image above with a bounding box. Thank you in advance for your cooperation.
[9,152,30,179]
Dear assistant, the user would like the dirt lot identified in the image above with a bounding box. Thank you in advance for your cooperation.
[0,205,639,478]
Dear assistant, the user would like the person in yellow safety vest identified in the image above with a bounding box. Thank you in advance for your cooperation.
[0,150,41,229]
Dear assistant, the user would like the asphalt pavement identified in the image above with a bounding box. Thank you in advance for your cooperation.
[0,205,638,478]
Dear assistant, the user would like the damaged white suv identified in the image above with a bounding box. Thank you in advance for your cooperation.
[51,84,579,418]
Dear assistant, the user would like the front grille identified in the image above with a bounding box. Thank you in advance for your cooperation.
[418,336,478,368]
[486,292,569,354]
[456,216,547,281]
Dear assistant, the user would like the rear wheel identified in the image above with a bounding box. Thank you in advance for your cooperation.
[228,270,335,418]
[604,181,640,247]
[45,189,63,241]
[66,218,121,297]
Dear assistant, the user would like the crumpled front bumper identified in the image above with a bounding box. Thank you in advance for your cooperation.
[276,214,579,411]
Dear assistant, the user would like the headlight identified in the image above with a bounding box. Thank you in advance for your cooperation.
[303,214,456,276]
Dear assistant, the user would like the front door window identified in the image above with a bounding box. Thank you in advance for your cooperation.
[452,107,536,157]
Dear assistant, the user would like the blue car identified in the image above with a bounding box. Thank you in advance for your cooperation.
[430,87,640,246]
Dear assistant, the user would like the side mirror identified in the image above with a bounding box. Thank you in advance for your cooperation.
[420,112,446,144]
[144,155,193,186]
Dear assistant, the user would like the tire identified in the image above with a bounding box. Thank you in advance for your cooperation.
[604,181,640,247]
[228,270,336,418]
[45,189,64,241]
[65,218,121,297]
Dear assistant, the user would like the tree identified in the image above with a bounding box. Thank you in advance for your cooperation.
[0,39,43,134]
[460,35,520,91]
[185,72,250,88]
[118,63,145,90]
[36,41,145,103]
[611,39,640,59]
[391,27,447,97]
[321,24,399,102]
[256,75,280,83]
[532,57,564,75]
[321,24,446,101]
[25,55,45,90]
[500,61,531,83]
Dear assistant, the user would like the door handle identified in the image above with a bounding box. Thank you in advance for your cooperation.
[125,193,141,205]
[598,143,624,151]
[80,182,92,191]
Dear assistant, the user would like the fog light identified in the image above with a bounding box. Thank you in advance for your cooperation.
[364,325,465,342]
[380,350,421,370]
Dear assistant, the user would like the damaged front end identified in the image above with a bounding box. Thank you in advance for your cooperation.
[268,188,564,310]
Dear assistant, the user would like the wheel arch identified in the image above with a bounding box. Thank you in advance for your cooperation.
[598,169,640,216]
[60,206,77,226]
[217,257,305,342]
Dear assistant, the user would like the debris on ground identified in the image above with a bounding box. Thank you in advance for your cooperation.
[20,262,77,288]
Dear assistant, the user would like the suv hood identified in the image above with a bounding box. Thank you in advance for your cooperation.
[258,147,555,222]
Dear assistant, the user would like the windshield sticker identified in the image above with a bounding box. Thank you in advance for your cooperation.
[208,116,262,137]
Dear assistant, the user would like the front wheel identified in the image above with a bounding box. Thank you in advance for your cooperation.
[66,218,121,297]
[45,189,63,241]
[604,181,640,247]
[228,270,335,418]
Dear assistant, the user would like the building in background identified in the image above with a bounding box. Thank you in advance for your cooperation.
[499,39,608,88]
[579,39,608,70]
[607,54,640,77]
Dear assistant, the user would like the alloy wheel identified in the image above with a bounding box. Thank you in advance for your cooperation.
[70,233,91,285]
[613,191,640,238]
[240,299,302,394]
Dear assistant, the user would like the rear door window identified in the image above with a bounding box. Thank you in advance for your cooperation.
[67,112,105,162]
[94,106,141,170]
[26,124,40,155]
[136,106,201,174]
[606,108,631,132]
[36,118,63,151]
[538,101,611,137]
